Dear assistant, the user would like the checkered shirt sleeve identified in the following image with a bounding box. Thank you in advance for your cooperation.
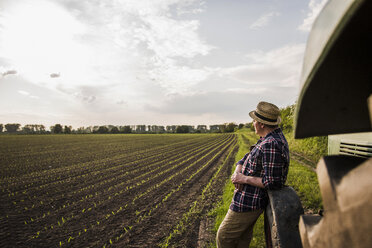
[261,138,288,190]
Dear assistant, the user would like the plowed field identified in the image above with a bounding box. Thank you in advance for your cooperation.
[0,134,237,247]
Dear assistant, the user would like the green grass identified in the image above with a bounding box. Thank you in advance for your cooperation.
[286,132,328,164]
[287,160,322,212]
[280,103,327,164]
[209,128,323,247]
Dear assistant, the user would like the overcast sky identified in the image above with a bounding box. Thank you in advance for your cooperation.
[0,0,328,128]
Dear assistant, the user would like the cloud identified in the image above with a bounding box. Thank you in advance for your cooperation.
[127,3,214,93]
[2,70,17,77]
[50,73,60,78]
[61,0,213,94]
[116,100,127,105]
[148,60,213,93]
[298,0,328,32]
[18,90,39,99]
[219,44,306,87]
[18,90,30,96]
[174,0,205,15]
[226,87,268,95]
[0,0,212,100]
[66,85,101,104]
[82,95,96,103]
[249,12,280,30]
[148,91,257,116]
[148,87,297,122]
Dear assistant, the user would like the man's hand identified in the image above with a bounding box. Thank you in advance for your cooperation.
[231,172,244,191]
[231,172,246,184]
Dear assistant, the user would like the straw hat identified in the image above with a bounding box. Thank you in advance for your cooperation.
[249,101,281,125]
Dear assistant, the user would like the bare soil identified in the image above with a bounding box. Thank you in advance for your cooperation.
[0,134,237,248]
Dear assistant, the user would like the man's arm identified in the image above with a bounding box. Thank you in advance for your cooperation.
[233,164,244,190]
[231,172,265,188]
[231,151,265,189]
[236,152,249,168]
[235,163,242,174]
[233,152,254,191]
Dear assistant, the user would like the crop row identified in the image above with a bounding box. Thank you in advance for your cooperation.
[0,134,206,178]
[0,134,210,187]
[1,134,223,200]
[0,134,237,248]
[14,135,231,231]
[3,134,225,210]
[159,142,238,247]
[98,136,237,247]
[34,135,235,246]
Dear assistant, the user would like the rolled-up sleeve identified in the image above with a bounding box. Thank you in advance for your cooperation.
[261,141,286,190]
[236,152,249,166]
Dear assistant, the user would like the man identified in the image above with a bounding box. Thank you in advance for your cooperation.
[216,101,290,248]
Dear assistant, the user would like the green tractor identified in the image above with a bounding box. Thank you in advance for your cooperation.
[264,0,372,247]
[295,0,372,247]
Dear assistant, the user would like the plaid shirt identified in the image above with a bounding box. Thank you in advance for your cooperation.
[230,128,289,212]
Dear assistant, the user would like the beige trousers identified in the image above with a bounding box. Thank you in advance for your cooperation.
[216,209,263,248]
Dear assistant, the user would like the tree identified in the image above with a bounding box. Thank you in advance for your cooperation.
[246,122,255,132]
[64,126,72,134]
[176,125,189,133]
[22,125,33,134]
[97,126,109,134]
[22,124,46,134]
[5,123,21,133]
[219,124,227,133]
[107,125,116,132]
[166,125,177,133]
[38,125,46,133]
[280,104,295,132]
[196,125,207,133]
[148,125,165,133]
[136,125,146,133]
[122,126,132,133]
[52,124,63,134]
[0,124,3,133]
[111,126,119,134]
[238,123,245,129]
[209,125,220,133]
[225,123,238,133]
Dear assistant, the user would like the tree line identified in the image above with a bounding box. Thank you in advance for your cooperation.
[0,123,246,134]
[0,104,298,135]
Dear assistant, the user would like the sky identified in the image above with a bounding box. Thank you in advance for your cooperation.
[0,0,328,128]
